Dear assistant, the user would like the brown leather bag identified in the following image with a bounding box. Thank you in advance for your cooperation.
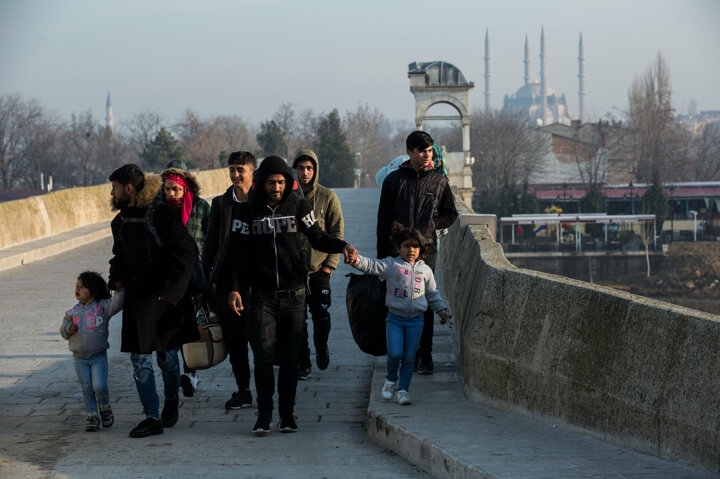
[182,296,227,369]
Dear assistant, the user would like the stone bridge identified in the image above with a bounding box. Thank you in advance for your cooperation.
[0,169,717,478]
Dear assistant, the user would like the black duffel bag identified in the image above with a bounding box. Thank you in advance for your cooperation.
[346,273,388,356]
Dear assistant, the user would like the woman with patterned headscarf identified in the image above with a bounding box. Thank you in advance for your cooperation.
[160,160,211,399]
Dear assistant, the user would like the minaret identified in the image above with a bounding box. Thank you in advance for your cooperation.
[578,30,586,123]
[105,92,114,137]
[523,34,530,86]
[484,27,491,114]
[540,26,548,125]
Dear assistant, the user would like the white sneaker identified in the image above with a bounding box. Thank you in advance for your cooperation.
[180,372,198,397]
[381,380,395,401]
[397,390,411,405]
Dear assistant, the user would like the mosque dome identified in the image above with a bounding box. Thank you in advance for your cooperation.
[503,81,569,125]
[513,81,556,99]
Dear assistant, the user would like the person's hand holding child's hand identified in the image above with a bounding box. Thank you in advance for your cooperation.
[343,244,358,264]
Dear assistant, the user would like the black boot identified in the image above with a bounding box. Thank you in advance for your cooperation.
[161,397,179,428]
[129,418,163,438]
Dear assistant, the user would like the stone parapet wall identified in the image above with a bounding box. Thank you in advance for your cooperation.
[439,199,720,472]
[0,168,228,250]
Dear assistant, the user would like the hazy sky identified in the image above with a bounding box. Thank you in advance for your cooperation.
[1,0,718,128]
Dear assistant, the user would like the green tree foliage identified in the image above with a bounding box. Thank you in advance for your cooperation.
[314,109,354,188]
[140,127,185,171]
[256,120,286,157]
[581,187,607,237]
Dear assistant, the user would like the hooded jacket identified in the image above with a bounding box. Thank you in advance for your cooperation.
[160,165,211,254]
[376,161,458,258]
[292,149,344,275]
[108,173,199,353]
[60,291,125,359]
[228,156,347,292]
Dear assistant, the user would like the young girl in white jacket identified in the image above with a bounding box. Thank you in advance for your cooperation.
[351,223,448,405]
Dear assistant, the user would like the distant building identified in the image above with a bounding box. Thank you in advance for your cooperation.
[678,110,720,136]
[533,121,634,186]
[504,81,571,127]
[487,27,583,126]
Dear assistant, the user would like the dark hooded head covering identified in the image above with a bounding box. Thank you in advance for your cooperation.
[253,156,296,204]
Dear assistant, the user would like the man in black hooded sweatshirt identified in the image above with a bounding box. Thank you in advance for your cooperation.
[227,156,357,435]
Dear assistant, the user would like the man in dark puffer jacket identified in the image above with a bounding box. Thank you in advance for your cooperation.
[377,131,458,375]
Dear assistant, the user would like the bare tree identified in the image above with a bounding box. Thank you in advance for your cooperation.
[470,109,548,216]
[425,122,463,153]
[0,95,47,189]
[293,108,320,156]
[22,116,61,189]
[214,115,259,159]
[122,110,161,166]
[626,52,684,183]
[343,104,395,185]
[63,111,108,186]
[174,110,225,169]
[272,102,296,158]
[687,123,720,181]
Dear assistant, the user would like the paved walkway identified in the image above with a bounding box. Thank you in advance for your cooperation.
[0,189,430,479]
[0,188,714,478]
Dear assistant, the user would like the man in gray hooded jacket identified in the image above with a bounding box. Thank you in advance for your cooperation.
[293,149,344,379]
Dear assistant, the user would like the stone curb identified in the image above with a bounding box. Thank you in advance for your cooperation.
[367,358,491,479]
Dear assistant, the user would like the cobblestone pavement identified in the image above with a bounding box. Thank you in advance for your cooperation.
[0,188,432,479]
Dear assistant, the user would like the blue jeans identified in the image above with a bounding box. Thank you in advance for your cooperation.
[73,351,110,415]
[130,348,180,419]
[385,312,424,392]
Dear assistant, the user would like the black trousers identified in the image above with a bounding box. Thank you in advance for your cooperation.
[249,289,305,416]
[215,287,251,391]
[417,244,437,358]
[298,270,332,368]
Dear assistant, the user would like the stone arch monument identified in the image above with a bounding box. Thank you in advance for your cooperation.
[408,61,474,204]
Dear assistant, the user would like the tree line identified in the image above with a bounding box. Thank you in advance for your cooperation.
[0,99,408,191]
[2,51,717,214]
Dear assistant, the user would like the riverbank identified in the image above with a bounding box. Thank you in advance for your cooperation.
[600,241,720,315]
